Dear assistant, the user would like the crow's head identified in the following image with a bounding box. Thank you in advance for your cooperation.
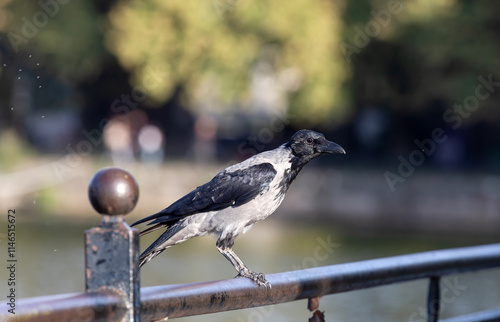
[287,130,345,162]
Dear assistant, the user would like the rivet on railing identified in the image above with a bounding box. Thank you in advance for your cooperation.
[86,167,140,322]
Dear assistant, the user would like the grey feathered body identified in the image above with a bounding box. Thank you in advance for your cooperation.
[137,144,300,266]
[132,129,345,283]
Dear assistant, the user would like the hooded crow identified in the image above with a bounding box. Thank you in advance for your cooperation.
[131,129,345,287]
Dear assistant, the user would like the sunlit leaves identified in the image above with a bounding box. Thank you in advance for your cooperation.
[107,0,349,125]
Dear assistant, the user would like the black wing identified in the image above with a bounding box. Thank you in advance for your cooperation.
[131,163,277,234]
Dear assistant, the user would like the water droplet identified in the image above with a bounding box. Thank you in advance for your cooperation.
[11,107,14,110]
[39,85,42,88]
[29,54,32,58]
[41,115,45,118]
[53,249,57,252]
[2,64,6,67]
[17,76,21,80]
[36,63,40,66]
[18,68,22,72]
[37,76,40,79]
[33,200,36,204]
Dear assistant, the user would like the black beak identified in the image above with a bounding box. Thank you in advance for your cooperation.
[318,140,346,154]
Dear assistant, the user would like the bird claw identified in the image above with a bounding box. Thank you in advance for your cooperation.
[236,270,272,289]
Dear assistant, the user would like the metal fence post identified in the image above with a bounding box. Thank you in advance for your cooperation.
[427,276,441,322]
[86,167,140,322]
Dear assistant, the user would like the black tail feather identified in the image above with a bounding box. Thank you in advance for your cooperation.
[139,223,169,237]
[130,210,166,227]
[139,249,164,267]
[137,222,186,268]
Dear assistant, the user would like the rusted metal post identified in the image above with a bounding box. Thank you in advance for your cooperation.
[86,167,140,322]
[308,296,325,322]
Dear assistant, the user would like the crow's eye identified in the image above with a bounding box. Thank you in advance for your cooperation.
[306,138,314,144]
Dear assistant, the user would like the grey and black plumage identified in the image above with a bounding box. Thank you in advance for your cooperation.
[131,129,345,287]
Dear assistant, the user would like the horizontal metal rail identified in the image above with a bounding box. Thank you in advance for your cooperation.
[4,243,500,321]
[140,243,500,320]
[3,290,127,322]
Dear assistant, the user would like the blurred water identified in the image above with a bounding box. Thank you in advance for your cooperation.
[5,219,500,321]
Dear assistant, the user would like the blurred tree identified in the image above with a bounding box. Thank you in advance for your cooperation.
[0,1,113,154]
[397,0,500,122]
[2,1,106,81]
[106,0,349,126]
[2,0,500,165]
[343,0,500,123]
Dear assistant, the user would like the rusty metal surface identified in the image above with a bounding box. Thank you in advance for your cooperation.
[86,167,141,321]
[309,310,326,322]
[308,296,324,322]
[2,243,500,321]
[85,220,140,322]
[140,243,500,320]
[1,291,126,322]
[307,296,321,311]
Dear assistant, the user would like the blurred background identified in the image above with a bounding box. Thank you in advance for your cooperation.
[1,0,500,321]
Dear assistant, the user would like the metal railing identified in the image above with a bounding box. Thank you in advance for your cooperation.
[2,167,500,322]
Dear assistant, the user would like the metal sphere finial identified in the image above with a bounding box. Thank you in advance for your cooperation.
[88,167,139,216]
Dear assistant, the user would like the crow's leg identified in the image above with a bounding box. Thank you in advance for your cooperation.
[216,238,271,288]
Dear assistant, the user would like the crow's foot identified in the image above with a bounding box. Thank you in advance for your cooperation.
[236,268,271,289]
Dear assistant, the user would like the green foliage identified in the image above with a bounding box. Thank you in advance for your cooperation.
[106,0,349,126]
[343,0,500,122]
[3,0,500,127]
[4,1,105,81]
